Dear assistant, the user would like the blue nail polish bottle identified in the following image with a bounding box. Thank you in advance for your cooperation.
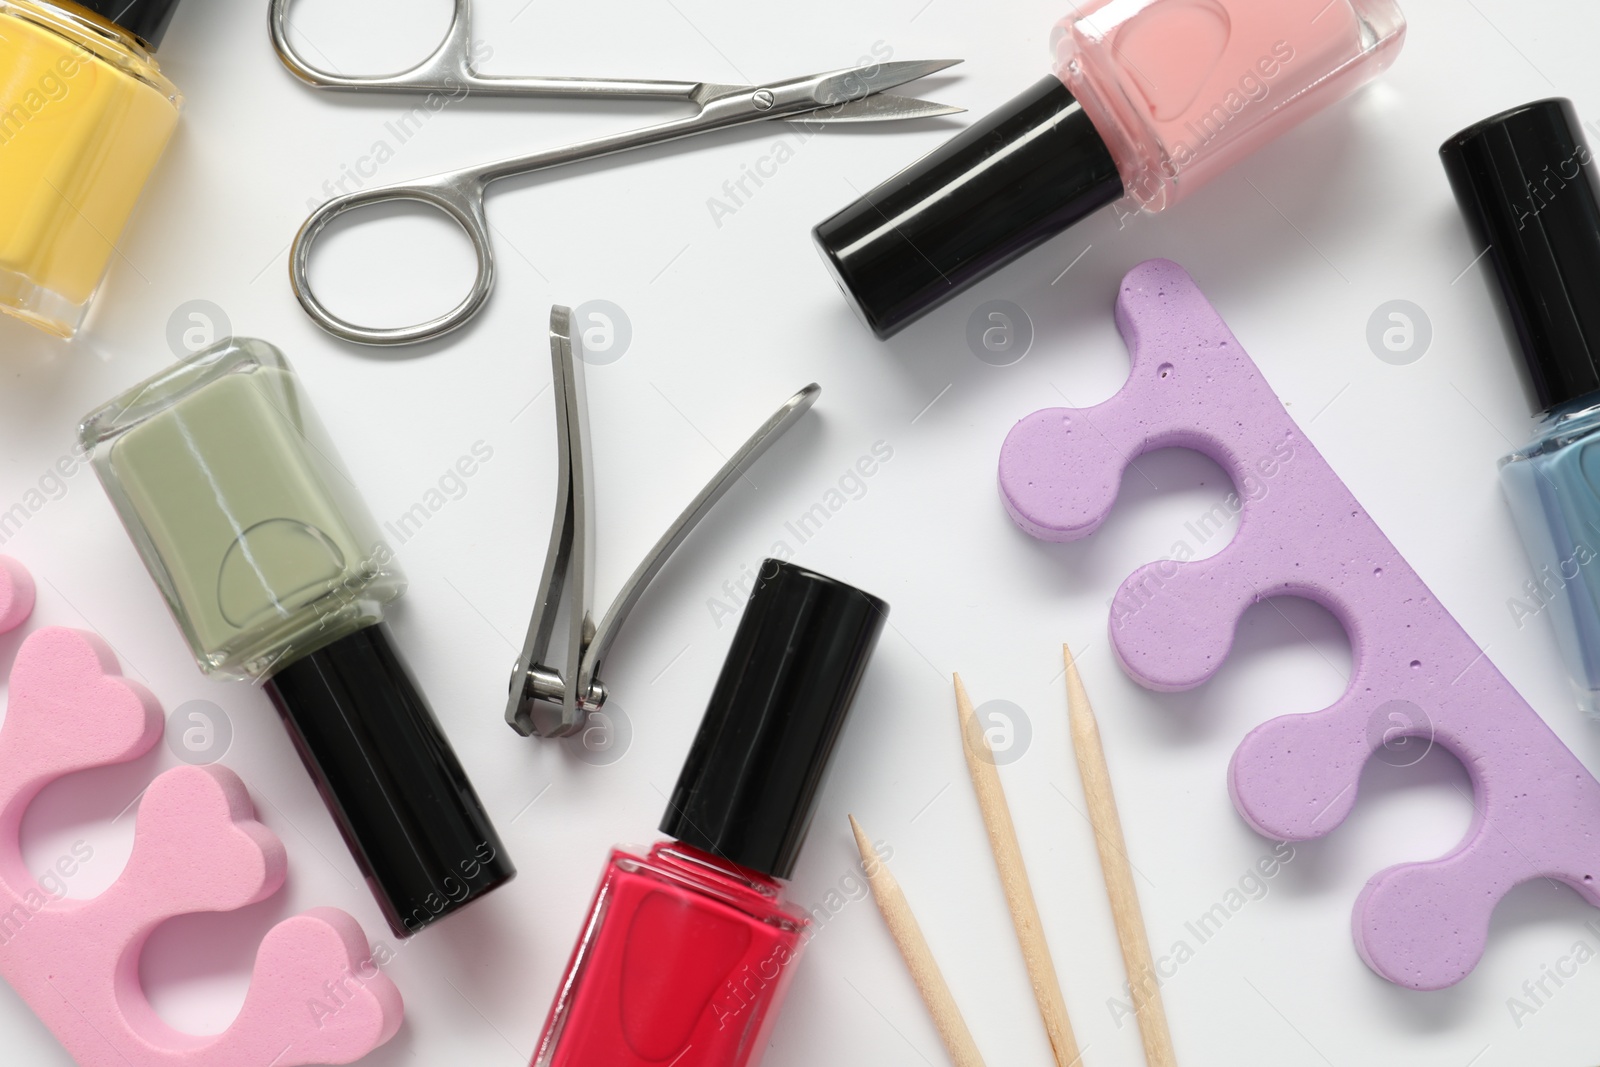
[1442,98,1600,711]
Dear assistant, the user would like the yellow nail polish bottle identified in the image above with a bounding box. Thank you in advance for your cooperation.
[0,0,183,338]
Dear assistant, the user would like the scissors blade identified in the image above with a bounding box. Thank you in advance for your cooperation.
[809,58,963,108]
[796,93,965,124]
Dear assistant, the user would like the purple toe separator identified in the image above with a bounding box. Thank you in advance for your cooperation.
[999,258,1600,991]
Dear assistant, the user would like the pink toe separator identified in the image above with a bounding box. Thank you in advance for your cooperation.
[0,556,36,634]
[998,260,1600,991]
[0,555,404,1063]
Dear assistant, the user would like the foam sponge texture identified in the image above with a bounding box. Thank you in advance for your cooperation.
[0,556,35,634]
[0,555,403,1064]
[998,260,1600,991]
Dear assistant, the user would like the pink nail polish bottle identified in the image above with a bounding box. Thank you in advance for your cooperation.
[814,0,1407,338]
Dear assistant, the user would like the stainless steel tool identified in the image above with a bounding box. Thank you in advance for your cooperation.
[271,0,962,346]
[506,306,818,738]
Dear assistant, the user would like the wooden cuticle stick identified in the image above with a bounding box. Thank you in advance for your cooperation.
[953,673,1083,1067]
[1064,644,1177,1067]
[849,815,988,1067]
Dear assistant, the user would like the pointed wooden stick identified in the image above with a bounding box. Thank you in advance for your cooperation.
[953,674,1083,1067]
[850,815,988,1067]
[1064,645,1177,1067]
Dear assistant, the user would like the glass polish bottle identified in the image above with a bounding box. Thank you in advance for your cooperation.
[814,0,1407,338]
[0,0,184,337]
[79,337,514,935]
[1442,99,1600,712]
[532,561,887,1067]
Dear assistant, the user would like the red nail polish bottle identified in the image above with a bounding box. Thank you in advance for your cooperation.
[531,561,888,1067]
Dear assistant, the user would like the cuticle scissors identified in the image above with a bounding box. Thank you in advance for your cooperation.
[270,0,963,347]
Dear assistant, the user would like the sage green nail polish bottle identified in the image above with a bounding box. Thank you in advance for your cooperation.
[80,337,514,936]
[86,338,397,675]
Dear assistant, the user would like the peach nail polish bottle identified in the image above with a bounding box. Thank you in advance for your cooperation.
[815,0,1407,338]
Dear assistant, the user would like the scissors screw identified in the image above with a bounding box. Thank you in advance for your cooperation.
[753,89,776,111]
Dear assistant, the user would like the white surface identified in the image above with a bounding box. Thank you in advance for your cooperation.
[1,0,1597,1064]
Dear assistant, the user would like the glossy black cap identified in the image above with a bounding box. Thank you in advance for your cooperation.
[1441,98,1600,412]
[661,561,887,880]
[813,75,1122,340]
[79,0,182,49]
[264,624,514,938]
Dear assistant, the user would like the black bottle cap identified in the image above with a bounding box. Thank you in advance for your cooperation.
[264,624,515,938]
[78,0,182,50]
[660,561,887,880]
[812,75,1123,340]
[1440,98,1600,412]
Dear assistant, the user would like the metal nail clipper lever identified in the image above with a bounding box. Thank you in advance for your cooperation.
[507,307,819,738]
[270,0,962,347]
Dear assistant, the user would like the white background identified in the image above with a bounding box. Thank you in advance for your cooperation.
[1,0,1598,1064]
